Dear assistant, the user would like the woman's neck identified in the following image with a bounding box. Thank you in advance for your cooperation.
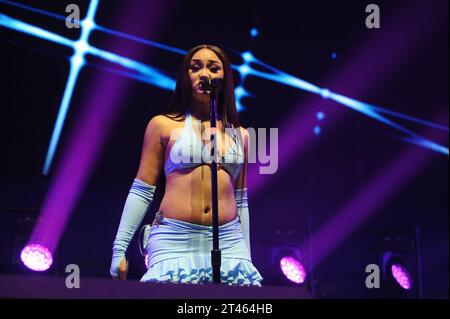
[190,104,209,120]
[190,98,220,121]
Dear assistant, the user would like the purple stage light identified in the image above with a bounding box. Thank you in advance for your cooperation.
[279,256,307,284]
[20,244,53,271]
[391,263,412,290]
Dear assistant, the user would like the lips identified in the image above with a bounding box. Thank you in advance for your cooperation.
[196,83,209,93]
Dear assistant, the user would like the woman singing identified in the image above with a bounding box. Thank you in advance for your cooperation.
[110,44,263,286]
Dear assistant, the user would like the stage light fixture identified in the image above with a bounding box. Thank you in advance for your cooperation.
[20,244,53,271]
[279,256,307,284]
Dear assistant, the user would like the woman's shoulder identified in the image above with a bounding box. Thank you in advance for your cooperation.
[144,113,186,140]
[148,113,184,126]
[159,113,186,123]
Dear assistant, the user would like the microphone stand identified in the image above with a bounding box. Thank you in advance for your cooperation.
[208,86,221,284]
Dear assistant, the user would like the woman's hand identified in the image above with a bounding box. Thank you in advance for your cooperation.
[118,257,129,281]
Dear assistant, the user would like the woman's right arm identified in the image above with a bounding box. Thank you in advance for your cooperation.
[110,115,166,279]
[136,115,166,185]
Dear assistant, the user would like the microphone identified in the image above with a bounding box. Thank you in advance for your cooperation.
[199,77,223,92]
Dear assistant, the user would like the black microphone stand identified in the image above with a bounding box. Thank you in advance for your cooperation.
[208,86,221,284]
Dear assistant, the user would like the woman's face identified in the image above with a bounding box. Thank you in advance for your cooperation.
[189,48,224,101]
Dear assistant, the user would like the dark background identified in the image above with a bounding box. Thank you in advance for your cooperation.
[0,0,448,298]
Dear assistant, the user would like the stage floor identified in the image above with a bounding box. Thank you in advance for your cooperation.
[0,274,313,299]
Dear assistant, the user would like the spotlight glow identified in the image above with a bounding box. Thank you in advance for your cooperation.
[391,263,412,290]
[21,244,53,271]
[238,64,251,76]
[81,18,96,30]
[71,54,85,68]
[235,86,248,100]
[313,125,321,136]
[280,256,307,284]
[317,111,325,121]
[73,40,89,54]
[241,51,254,63]
[320,88,330,99]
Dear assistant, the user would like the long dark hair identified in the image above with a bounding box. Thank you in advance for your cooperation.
[165,44,240,131]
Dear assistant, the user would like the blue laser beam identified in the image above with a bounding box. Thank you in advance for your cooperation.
[1,8,176,173]
[0,0,186,55]
[95,25,187,56]
[43,0,99,174]
[330,92,448,155]
[0,0,68,21]
[0,13,73,46]
[397,136,449,155]
[232,50,448,154]
[85,61,174,89]
[370,106,449,132]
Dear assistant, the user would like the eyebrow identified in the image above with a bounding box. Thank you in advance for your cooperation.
[190,59,221,65]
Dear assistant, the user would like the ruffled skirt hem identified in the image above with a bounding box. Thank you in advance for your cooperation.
[140,256,263,287]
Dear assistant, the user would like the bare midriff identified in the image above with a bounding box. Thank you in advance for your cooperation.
[158,116,238,225]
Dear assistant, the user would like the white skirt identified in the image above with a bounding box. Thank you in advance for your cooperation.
[140,215,263,286]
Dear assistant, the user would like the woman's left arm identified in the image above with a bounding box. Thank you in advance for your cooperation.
[234,127,252,260]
